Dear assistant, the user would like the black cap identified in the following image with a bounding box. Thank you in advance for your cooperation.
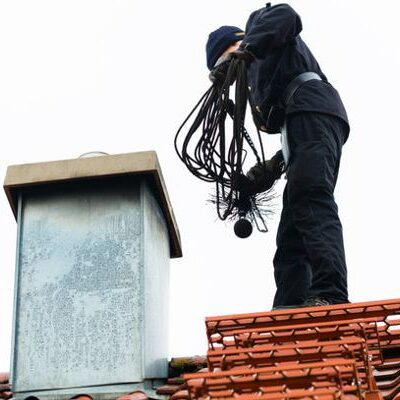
[206,25,244,70]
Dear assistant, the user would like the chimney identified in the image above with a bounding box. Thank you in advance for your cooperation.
[3,151,182,400]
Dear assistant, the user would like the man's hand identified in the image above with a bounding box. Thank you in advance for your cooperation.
[246,161,277,194]
[230,49,254,66]
[209,60,230,84]
[246,150,285,194]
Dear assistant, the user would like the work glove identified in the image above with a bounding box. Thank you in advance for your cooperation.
[209,49,254,84]
[246,150,285,194]
[209,58,231,84]
[230,49,255,66]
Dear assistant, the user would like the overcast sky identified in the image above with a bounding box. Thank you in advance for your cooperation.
[0,0,399,372]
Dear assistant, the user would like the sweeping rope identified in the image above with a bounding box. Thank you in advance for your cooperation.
[174,57,268,222]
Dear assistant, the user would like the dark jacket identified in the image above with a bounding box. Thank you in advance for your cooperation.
[239,3,349,138]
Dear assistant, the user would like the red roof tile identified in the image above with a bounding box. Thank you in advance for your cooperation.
[69,396,94,400]
[0,373,11,400]
[116,392,148,400]
[180,299,400,400]
[3,299,400,399]
[156,384,183,395]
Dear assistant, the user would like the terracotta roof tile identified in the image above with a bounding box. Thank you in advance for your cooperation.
[0,384,10,393]
[180,299,400,400]
[0,373,11,400]
[169,389,190,400]
[116,391,148,400]
[166,377,185,385]
[3,299,400,399]
[156,384,183,395]
[0,386,150,400]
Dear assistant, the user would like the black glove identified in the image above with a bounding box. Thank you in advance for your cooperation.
[230,49,254,66]
[209,59,231,84]
[209,49,254,84]
[246,150,284,194]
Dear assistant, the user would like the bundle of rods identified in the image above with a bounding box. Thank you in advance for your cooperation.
[174,56,275,232]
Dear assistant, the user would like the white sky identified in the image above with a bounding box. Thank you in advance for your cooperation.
[0,0,400,372]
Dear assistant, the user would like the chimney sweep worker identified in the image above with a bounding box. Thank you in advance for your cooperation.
[206,3,350,309]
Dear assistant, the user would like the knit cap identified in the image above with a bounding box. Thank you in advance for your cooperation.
[206,25,244,70]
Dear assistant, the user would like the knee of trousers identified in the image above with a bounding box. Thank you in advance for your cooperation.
[287,141,337,201]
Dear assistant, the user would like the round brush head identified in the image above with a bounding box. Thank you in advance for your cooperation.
[234,218,253,238]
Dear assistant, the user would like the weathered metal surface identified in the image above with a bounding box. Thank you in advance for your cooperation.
[3,151,182,258]
[141,183,170,379]
[10,179,169,398]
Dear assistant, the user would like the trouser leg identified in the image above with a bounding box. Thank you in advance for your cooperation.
[273,186,312,307]
[273,112,348,306]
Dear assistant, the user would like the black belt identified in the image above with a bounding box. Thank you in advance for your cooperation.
[281,72,322,107]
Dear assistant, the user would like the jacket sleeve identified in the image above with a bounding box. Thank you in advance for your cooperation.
[240,4,302,58]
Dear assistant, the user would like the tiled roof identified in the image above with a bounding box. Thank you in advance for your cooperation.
[165,299,400,400]
[0,374,149,400]
[0,373,11,400]
[4,299,400,399]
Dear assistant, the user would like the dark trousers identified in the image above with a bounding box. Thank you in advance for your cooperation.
[272,112,348,308]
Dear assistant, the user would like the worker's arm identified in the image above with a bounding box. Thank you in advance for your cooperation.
[240,3,302,59]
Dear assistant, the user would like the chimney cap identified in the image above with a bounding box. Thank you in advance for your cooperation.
[3,151,182,258]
